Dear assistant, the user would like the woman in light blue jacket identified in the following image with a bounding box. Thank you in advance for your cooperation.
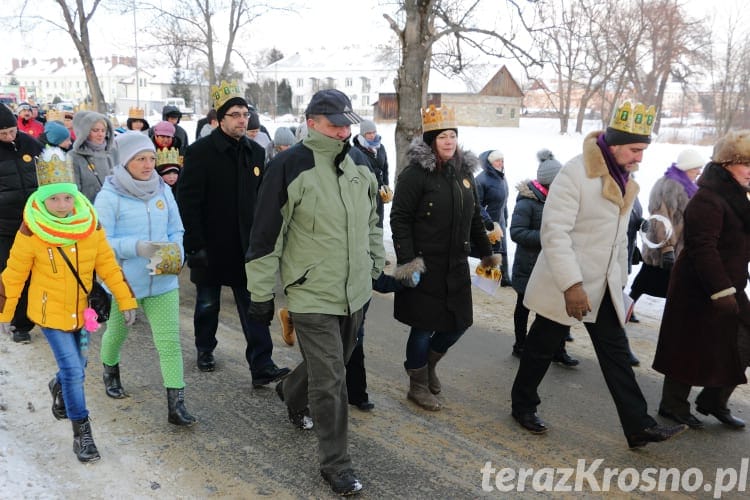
[94,131,195,426]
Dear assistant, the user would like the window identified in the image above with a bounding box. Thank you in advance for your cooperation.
[362,95,370,106]
[361,78,371,93]
[295,95,305,106]
[496,107,504,116]
[510,108,516,118]
[297,78,303,88]
[345,78,353,87]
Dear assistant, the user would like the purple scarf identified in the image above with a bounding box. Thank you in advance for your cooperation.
[596,133,629,195]
[664,164,698,198]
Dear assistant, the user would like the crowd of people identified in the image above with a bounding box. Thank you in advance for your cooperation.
[2,90,749,496]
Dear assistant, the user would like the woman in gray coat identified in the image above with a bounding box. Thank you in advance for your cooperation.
[67,111,116,202]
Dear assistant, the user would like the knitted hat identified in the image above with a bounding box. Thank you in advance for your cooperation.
[359,119,377,135]
[247,110,261,130]
[676,149,705,171]
[115,131,156,167]
[0,104,16,129]
[536,149,563,186]
[153,120,175,137]
[273,126,295,147]
[488,150,504,163]
[44,121,70,146]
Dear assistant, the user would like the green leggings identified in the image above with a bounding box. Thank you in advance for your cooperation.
[100,288,185,389]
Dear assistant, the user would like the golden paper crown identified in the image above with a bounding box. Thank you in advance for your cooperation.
[45,109,64,123]
[156,147,181,168]
[609,100,656,136]
[36,148,75,186]
[210,80,244,111]
[128,107,145,119]
[421,105,457,132]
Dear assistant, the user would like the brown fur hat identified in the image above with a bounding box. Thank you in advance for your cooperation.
[712,129,750,164]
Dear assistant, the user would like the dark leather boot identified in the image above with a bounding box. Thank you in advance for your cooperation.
[72,418,101,463]
[167,388,197,426]
[426,350,445,395]
[102,364,127,399]
[48,377,67,420]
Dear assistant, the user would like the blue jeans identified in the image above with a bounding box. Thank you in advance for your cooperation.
[42,327,88,421]
[404,327,466,370]
[193,284,274,375]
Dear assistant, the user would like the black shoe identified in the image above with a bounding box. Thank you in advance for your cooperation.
[48,377,67,420]
[627,352,641,367]
[252,364,291,388]
[321,468,363,496]
[626,423,688,448]
[351,400,375,411]
[629,313,640,323]
[552,351,580,367]
[696,406,746,428]
[500,279,513,287]
[658,408,704,429]
[512,412,548,434]
[197,351,215,372]
[276,381,313,429]
[12,330,31,344]
[511,346,524,359]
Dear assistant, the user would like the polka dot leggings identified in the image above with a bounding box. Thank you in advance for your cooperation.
[100,288,184,389]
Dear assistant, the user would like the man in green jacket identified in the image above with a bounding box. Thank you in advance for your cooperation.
[246,89,384,496]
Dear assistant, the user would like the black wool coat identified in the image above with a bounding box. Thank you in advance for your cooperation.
[177,128,266,286]
[391,139,491,332]
[0,132,43,237]
[653,163,750,387]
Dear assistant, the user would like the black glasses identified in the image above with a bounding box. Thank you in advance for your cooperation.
[225,112,250,119]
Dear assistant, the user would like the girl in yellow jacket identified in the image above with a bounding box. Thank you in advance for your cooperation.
[0,147,137,464]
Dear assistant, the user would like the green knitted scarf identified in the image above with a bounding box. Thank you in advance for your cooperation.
[23,183,98,246]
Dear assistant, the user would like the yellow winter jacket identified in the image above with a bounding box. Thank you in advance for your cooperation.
[0,223,137,332]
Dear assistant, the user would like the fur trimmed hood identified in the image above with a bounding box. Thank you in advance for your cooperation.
[581,131,639,215]
[406,138,478,177]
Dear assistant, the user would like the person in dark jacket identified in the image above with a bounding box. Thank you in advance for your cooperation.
[150,105,188,156]
[509,149,578,366]
[476,149,511,286]
[391,105,500,412]
[176,81,289,386]
[0,104,43,343]
[653,130,750,430]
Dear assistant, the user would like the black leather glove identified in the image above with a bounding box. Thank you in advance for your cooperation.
[483,218,495,231]
[186,248,208,268]
[248,298,275,325]
[661,250,675,271]
[373,272,404,294]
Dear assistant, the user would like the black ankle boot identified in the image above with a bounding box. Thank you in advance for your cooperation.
[167,388,197,426]
[48,377,67,420]
[102,364,127,399]
[72,418,101,463]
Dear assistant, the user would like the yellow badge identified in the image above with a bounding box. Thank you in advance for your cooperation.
[462,178,471,189]
[253,166,261,176]
[156,200,165,210]
[23,154,32,163]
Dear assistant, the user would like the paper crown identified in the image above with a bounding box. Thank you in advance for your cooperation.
[36,148,75,186]
[128,107,145,119]
[45,109,65,123]
[210,80,244,111]
[156,147,182,168]
[609,100,656,136]
[422,105,457,132]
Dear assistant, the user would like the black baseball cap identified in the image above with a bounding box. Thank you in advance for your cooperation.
[305,89,362,126]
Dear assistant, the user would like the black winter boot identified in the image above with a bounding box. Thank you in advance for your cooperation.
[167,388,197,426]
[426,350,445,395]
[72,418,101,463]
[48,377,67,420]
[102,364,127,399]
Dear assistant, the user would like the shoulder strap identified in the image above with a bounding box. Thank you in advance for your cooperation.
[56,246,90,295]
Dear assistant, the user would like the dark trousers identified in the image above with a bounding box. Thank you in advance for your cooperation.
[346,300,371,405]
[0,235,34,333]
[281,309,363,474]
[193,284,273,375]
[514,292,567,355]
[511,292,656,436]
[660,377,736,415]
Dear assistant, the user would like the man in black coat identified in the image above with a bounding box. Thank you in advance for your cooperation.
[0,104,43,343]
[177,87,289,386]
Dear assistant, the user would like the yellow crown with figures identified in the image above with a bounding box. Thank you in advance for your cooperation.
[128,107,145,119]
[211,80,245,111]
[45,109,65,123]
[609,100,656,136]
[156,147,181,168]
[36,148,75,186]
[421,104,457,132]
